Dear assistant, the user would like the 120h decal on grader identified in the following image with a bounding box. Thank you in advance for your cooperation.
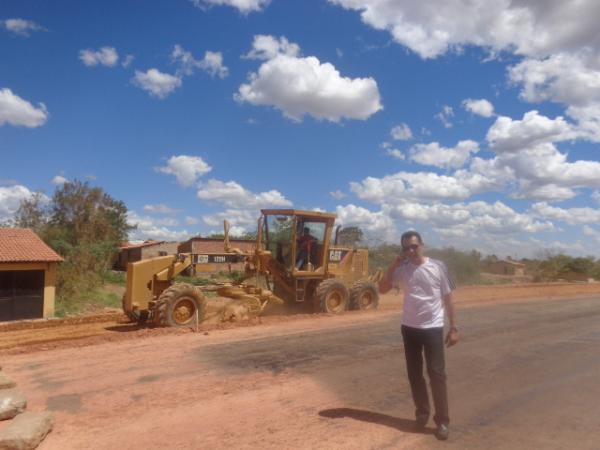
[122,209,382,327]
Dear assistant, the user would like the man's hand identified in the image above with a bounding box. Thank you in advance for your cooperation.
[445,328,459,347]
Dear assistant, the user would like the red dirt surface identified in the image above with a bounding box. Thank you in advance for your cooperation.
[1,282,600,354]
[0,287,598,449]
[0,283,600,355]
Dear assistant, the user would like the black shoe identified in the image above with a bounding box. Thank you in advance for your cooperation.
[435,424,449,440]
[415,416,428,430]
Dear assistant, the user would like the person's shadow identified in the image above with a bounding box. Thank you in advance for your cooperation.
[319,408,434,435]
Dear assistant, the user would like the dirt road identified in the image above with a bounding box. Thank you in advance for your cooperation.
[1,294,599,449]
[2,282,600,353]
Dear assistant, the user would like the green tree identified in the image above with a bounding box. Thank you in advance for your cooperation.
[15,180,135,308]
[567,257,594,275]
[427,247,481,285]
[46,181,134,300]
[336,226,363,246]
[368,244,482,284]
[12,192,49,234]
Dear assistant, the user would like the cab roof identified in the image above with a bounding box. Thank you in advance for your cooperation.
[261,209,337,221]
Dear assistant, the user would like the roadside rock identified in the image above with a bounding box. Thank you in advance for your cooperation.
[0,373,16,390]
[0,411,53,450]
[0,390,27,420]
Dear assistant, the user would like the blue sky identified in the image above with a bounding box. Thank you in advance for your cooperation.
[2,0,600,258]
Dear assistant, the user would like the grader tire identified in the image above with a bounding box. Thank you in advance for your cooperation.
[315,279,349,314]
[153,283,206,328]
[349,281,379,311]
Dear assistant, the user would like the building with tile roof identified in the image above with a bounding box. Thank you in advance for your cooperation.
[113,240,180,271]
[0,228,62,321]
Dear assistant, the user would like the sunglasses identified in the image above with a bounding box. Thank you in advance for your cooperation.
[402,244,420,252]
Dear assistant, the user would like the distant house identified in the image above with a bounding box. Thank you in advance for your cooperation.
[178,237,255,273]
[0,228,63,321]
[485,259,525,276]
[114,240,179,271]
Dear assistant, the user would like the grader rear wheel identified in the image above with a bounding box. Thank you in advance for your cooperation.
[349,281,379,310]
[315,279,349,314]
[153,283,206,327]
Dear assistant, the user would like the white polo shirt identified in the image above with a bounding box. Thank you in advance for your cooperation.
[393,257,455,329]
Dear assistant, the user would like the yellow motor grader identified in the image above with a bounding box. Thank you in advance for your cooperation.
[122,209,381,327]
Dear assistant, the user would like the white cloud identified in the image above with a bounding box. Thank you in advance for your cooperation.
[143,204,181,214]
[331,200,553,254]
[582,226,600,244]
[0,88,48,128]
[462,98,495,117]
[190,0,270,14]
[435,105,454,128]
[330,190,346,200]
[327,0,600,154]
[197,179,291,209]
[409,140,479,169]
[121,54,134,68]
[202,208,257,232]
[487,110,573,152]
[531,202,600,226]
[592,190,600,203]
[2,19,44,37]
[478,110,600,200]
[127,211,189,241]
[350,170,492,202]
[386,148,405,160]
[509,50,600,141]
[391,200,553,236]
[79,47,119,67]
[199,51,229,78]
[236,35,382,122]
[0,185,48,222]
[132,69,182,99]
[391,123,413,140]
[335,204,395,236]
[156,155,212,187]
[185,216,200,225]
[51,175,67,185]
[171,45,229,79]
[243,35,300,61]
[328,0,600,59]
[509,51,600,108]
[500,143,600,200]
[513,184,576,202]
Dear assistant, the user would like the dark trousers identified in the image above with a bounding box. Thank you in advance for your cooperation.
[401,325,449,426]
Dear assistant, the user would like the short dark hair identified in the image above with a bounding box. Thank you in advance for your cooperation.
[401,230,423,245]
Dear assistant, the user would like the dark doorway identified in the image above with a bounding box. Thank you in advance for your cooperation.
[0,270,45,321]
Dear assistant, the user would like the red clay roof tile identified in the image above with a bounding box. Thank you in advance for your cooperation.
[0,228,63,263]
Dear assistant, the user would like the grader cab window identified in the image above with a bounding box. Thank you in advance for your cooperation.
[265,215,294,268]
[295,221,326,271]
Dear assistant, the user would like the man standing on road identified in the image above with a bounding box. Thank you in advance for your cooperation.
[379,231,459,441]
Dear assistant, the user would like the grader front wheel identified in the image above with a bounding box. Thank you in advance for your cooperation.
[153,283,206,327]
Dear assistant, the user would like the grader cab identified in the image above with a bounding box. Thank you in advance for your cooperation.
[122,209,380,327]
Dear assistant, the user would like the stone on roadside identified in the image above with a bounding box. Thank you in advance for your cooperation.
[0,411,54,450]
[0,373,16,390]
[0,389,27,420]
